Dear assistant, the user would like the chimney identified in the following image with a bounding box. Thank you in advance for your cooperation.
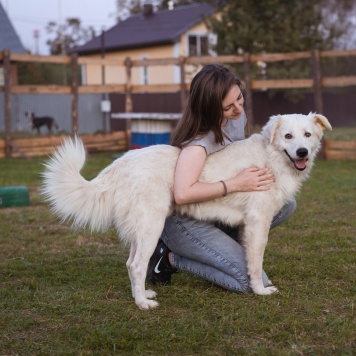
[143,3,154,17]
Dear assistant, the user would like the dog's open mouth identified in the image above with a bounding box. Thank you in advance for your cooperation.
[284,150,308,171]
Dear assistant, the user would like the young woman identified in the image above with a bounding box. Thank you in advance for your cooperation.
[146,63,296,292]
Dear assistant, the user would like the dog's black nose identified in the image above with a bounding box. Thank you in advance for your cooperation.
[297,148,308,158]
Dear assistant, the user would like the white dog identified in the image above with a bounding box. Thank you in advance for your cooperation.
[42,113,331,310]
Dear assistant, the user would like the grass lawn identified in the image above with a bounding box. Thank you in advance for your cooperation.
[0,151,355,355]
[323,126,356,141]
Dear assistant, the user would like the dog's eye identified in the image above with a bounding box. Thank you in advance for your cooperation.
[285,134,293,139]
[305,132,311,138]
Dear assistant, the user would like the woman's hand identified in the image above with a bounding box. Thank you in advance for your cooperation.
[226,167,275,192]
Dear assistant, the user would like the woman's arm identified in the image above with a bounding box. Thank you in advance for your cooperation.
[174,145,275,205]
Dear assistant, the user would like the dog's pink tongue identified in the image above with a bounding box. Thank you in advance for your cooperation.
[295,159,307,169]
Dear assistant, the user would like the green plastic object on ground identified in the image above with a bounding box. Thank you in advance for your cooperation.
[0,186,30,208]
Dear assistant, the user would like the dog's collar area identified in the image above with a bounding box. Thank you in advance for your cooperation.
[284,150,308,171]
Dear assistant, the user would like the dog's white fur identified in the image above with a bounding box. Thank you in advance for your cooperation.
[42,113,331,310]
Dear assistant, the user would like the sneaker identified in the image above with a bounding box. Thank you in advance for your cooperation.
[147,239,177,285]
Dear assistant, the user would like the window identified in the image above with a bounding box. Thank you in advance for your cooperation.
[188,34,209,56]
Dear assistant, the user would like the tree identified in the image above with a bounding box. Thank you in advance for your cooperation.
[18,18,95,85]
[115,0,204,20]
[158,0,199,10]
[46,18,96,55]
[114,0,143,22]
[207,0,354,54]
[204,0,355,99]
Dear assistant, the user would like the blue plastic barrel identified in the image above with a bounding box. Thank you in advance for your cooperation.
[131,119,171,149]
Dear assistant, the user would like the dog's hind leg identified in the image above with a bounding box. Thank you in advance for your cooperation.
[126,241,157,301]
[129,238,160,309]
[126,242,137,299]
[243,216,278,295]
[128,220,166,309]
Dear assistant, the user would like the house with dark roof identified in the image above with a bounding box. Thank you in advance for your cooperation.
[0,2,26,53]
[0,2,26,85]
[76,3,218,85]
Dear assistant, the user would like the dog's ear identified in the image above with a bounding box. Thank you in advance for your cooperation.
[262,115,282,144]
[313,113,332,131]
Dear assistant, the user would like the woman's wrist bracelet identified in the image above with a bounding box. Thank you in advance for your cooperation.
[220,180,227,197]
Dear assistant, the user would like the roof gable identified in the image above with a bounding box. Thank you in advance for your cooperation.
[76,3,216,55]
[0,3,26,53]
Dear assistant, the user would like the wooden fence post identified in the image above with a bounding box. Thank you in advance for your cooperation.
[71,53,79,134]
[124,57,133,112]
[311,49,326,159]
[3,49,12,158]
[124,57,133,149]
[179,56,187,112]
[243,52,254,136]
[312,49,323,114]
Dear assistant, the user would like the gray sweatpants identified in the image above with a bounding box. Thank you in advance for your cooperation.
[161,198,297,292]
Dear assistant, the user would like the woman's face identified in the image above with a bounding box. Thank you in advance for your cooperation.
[222,84,244,122]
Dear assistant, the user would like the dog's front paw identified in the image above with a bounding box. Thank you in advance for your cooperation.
[254,285,278,295]
[136,298,159,310]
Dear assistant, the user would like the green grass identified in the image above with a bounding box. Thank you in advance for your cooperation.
[0,153,355,355]
[323,127,356,141]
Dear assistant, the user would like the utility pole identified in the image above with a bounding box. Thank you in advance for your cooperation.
[33,29,40,55]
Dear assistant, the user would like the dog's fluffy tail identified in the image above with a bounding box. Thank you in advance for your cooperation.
[41,136,113,232]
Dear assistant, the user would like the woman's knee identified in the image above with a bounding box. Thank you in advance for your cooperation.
[286,197,297,218]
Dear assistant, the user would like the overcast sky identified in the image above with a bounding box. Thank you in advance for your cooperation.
[1,0,117,54]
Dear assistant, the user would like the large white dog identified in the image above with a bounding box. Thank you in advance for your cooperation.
[42,113,331,310]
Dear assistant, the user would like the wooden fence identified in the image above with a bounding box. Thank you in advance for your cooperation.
[324,140,356,160]
[0,131,126,159]
[1,49,356,158]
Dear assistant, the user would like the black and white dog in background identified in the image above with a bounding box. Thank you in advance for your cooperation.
[25,112,59,134]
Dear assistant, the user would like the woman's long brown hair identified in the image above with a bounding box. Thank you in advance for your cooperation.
[171,63,243,148]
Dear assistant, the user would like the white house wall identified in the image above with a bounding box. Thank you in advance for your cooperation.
[84,45,180,86]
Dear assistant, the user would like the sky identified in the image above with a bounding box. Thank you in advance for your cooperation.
[1,0,118,55]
